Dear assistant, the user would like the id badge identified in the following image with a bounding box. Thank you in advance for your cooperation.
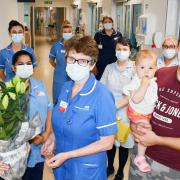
[59,100,68,112]
[61,49,66,53]
[98,44,103,49]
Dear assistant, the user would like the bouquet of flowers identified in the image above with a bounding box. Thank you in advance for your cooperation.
[0,76,42,180]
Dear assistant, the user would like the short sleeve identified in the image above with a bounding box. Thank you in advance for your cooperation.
[100,65,110,85]
[49,44,56,60]
[94,32,100,44]
[145,80,158,104]
[28,48,37,67]
[95,86,117,136]
[0,51,5,70]
[123,76,140,96]
[41,81,53,111]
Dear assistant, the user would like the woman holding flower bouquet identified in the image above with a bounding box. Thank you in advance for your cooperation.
[10,50,52,180]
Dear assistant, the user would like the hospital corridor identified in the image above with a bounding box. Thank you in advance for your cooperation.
[0,0,180,180]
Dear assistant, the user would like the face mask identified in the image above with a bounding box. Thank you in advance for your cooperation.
[116,51,130,61]
[163,49,176,59]
[11,33,24,44]
[103,23,113,30]
[63,33,73,40]
[66,63,89,82]
[16,65,33,79]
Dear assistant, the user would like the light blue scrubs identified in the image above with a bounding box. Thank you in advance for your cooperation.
[27,78,52,167]
[49,40,70,104]
[52,73,117,180]
[0,43,37,82]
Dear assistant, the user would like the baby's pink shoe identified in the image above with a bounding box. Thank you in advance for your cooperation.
[134,156,151,172]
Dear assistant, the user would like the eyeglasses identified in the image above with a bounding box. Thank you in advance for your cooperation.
[66,56,93,67]
[162,45,176,49]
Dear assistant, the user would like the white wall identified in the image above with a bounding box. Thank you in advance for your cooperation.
[0,0,19,49]
[143,0,168,38]
[165,0,179,37]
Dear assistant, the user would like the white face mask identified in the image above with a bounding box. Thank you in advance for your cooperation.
[103,23,113,30]
[116,51,130,61]
[16,65,33,79]
[163,49,176,59]
[66,63,90,82]
[11,33,24,44]
[63,32,73,40]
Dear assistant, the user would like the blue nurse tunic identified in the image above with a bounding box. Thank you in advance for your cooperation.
[0,43,37,82]
[52,73,117,180]
[49,40,70,104]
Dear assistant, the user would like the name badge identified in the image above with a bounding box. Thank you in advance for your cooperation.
[98,44,103,49]
[114,37,119,41]
[61,49,66,53]
[59,100,68,112]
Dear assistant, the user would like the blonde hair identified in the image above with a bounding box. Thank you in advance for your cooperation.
[163,36,178,46]
[135,50,157,65]
[61,20,72,33]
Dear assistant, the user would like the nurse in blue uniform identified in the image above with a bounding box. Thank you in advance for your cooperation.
[42,36,117,180]
[0,20,37,82]
[49,20,72,104]
[94,16,122,80]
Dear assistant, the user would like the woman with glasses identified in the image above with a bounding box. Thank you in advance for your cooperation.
[41,36,117,180]
[49,20,72,104]
[0,20,37,82]
[157,36,179,69]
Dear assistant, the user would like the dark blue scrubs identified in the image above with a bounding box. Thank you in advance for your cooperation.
[0,43,37,82]
[94,29,122,80]
[52,73,117,180]
[49,40,70,104]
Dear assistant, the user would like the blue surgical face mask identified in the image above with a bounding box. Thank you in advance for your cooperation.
[103,23,113,30]
[63,33,73,40]
[116,50,130,61]
[66,63,89,82]
[11,33,24,44]
[163,49,176,59]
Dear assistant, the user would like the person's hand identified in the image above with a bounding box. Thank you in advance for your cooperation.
[0,162,10,176]
[46,153,69,168]
[41,135,55,157]
[133,127,160,147]
[131,122,152,142]
[26,143,31,154]
[30,134,44,146]
[141,76,151,87]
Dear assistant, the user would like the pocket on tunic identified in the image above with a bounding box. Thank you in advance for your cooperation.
[77,162,101,180]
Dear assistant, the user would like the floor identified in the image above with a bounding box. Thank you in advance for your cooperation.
[34,35,130,180]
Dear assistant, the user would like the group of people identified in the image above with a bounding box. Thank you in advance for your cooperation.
[0,16,179,180]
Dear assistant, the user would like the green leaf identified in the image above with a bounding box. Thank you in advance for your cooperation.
[0,114,4,126]
[2,95,9,109]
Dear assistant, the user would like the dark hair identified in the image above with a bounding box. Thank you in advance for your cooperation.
[12,50,33,65]
[8,20,24,32]
[65,36,99,65]
[102,16,113,23]
[115,36,132,50]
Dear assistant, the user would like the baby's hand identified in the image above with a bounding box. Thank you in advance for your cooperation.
[141,76,151,87]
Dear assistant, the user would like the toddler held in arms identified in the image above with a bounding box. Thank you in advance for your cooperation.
[123,50,158,172]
